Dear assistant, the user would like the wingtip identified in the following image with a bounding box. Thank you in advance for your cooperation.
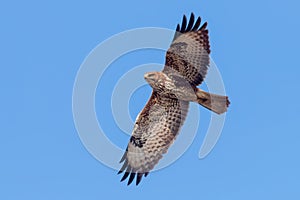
[176,24,180,32]
[120,172,130,182]
[118,160,128,175]
[180,15,187,32]
[136,173,143,186]
[186,13,195,31]
[192,16,201,31]
[200,22,208,30]
[119,148,128,163]
[144,172,149,177]
[127,173,136,185]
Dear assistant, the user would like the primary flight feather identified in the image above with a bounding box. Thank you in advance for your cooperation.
[118,13,230,186]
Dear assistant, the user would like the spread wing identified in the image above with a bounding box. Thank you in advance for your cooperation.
[163,13,211,86]
[118,92,189,185]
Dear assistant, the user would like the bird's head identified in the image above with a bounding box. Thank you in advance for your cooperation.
[144,71,159,84]
[144,71,174,92]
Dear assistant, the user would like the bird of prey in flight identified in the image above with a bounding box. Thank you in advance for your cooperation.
[118,13,230,185]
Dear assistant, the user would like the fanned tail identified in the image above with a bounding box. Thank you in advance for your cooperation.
[196,89,230,114]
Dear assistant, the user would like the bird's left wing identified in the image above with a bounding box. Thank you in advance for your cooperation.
[118,92,189,185]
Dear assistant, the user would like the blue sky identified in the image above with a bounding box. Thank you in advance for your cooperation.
[1,0,300,199]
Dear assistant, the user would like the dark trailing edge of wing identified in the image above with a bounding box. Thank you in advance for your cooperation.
[173,12,208,41]
[117,148,149,186]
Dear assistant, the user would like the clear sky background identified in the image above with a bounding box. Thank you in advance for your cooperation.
[1,0,300,199]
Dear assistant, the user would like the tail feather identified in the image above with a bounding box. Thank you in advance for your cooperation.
[196,89,230,114]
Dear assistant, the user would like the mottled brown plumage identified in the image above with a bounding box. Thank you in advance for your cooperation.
[164,13,210,86]
[118,13,230,186]
[118,91,189,185]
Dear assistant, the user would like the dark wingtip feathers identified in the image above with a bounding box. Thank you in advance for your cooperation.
[120,171,130,182]
[180,15,187,32]
[200,22,208,30]
[173,13,208,41]
[136,173,143,185]
[127,172,136,185]
[119,147,128,163]
[186,13,195,31]
[119,170,148,186]
[176,24,180,32]
[117,160,128,174]
[118,154,149,186]
[192,16,201,31]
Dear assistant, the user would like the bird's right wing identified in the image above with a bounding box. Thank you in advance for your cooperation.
[118,92,189,185]
[163,13,211,86]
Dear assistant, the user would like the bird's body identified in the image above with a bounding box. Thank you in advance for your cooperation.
[118,13,230,185]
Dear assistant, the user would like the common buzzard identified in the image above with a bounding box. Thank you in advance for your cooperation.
[118,13,230,185]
